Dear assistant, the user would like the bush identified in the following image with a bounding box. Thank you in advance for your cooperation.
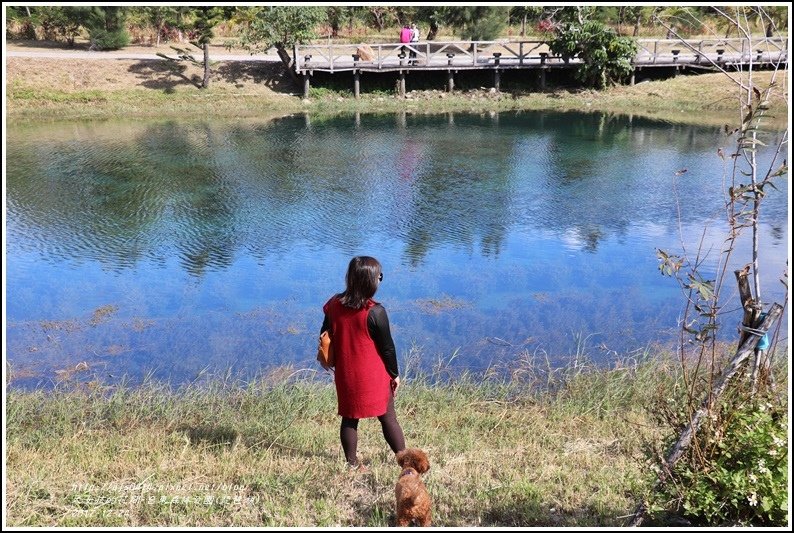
[88,28,130,50]
[548,20,638,88]
[649,387,788,526]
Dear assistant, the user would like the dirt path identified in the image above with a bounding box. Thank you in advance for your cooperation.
[4,39,282,62]
[5,50,282,62]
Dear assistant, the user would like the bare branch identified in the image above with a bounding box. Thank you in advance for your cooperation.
[651,14,749,92]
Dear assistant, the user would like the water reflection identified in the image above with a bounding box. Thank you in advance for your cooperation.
[6,111,789,388]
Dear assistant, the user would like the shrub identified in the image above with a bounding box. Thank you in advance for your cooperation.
[88,28,130,50]
[548,20,638,88]
[649,386,788,526]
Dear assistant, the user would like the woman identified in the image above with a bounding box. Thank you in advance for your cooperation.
[321,256,405,470]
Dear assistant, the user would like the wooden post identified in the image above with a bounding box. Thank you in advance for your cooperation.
[539,68,546,90]
[353,70,360,99]
[494,69,500,91]
[627,302,784,527]
[303,72,310,98]
[630,69,635,86]
[447,70,454,92]
[398,71,406,97]
[736,267,766,393]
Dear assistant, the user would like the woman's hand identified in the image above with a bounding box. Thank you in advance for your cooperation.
[391,377,400,396]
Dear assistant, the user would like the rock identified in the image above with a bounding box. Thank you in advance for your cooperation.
[356,44,375,62]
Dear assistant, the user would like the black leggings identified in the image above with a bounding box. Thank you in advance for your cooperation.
[340,395,405,465]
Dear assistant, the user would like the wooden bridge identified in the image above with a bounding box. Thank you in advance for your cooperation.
[294,37,788,97]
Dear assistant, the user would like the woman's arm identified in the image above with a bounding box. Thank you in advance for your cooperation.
[368,304,399,378]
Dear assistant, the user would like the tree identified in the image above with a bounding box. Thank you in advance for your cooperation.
[237,6,326,86]
[83,6,130,50]
[442,6,509,41]
[414,6,445,40]
[509,6,544,37]
[33,6,84,46]
[619,6,656,37]
[192,7,226,88]
[367,6,397,33]
[155,7,227,89]
[656,6,704,38]
[548,20,638,88]
[325,6,345,38]
[141,6,179,47]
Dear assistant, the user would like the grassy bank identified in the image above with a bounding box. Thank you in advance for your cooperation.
[6,354,681,527]
[6,56,788,127]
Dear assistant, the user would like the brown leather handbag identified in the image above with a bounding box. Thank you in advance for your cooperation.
[317,330,334,369]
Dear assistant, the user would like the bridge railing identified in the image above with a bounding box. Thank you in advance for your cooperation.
[294,36,788,72]
[635,37,788,64]
[294,40,553,72]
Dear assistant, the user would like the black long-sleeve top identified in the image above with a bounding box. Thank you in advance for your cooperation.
[321,303,399,378]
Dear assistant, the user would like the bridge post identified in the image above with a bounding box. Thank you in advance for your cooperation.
[447,70,454,92]
[494,69,500,91]
[303,72,311,99]
[398,71,406,97]
[352,54,360,99]
[539,68,546,90]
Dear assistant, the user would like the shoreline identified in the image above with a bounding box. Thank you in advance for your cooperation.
[5,56,788,128]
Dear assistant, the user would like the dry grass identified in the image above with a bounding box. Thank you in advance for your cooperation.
[6,353,677,527]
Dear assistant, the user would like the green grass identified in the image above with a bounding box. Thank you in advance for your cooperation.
[7,69,787,128]
[6,351,683,527]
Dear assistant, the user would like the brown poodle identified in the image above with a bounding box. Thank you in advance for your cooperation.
[395,448,432,527]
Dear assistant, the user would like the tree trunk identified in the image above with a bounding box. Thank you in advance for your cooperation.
[202,42,210,88]
[427,21,438,41]
[276,44,301,86]
[521,13,527,37]
[766,22,773,37]
[633,16,641,37]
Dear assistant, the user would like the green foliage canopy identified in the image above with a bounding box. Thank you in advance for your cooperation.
[549,20,638,88]
[238,6,326,54]
[441,6,509,41]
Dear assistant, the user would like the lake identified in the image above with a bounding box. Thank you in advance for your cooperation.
[5,111,789,389]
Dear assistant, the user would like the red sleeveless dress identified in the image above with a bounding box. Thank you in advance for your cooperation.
[323,296,392,419]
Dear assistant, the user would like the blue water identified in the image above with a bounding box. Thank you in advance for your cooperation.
[5,111,789,389]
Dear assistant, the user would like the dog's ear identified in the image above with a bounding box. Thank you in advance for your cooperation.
[415,450,430,474]
[396,449,407,467]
